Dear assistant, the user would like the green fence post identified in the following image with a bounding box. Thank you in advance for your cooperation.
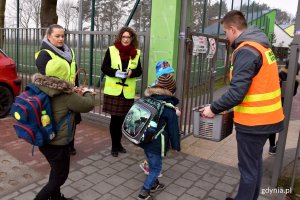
[89,0,95,86]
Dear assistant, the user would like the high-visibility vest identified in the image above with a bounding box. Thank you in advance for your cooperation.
[230,41,284,126]
[35,49,76,85]
[103,46,141,99]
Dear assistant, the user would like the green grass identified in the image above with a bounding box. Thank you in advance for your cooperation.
[277,176,300,198]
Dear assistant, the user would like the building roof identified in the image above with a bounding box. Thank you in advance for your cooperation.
[204,10,272,35]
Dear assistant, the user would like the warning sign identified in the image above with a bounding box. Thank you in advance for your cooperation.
[207,38,216,59]
[192,36,208,55]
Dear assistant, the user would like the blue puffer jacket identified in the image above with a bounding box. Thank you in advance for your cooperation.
[139,87,181,156]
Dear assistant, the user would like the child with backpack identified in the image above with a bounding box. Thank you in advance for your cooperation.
[137,69,181,200]
[28,69,95,200]
[139,60,181,178]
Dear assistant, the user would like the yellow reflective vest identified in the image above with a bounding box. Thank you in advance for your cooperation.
[104,46,141,99]
[35,49,76,85]
[230,41,284,126]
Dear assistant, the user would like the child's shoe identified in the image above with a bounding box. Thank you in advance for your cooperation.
[268,145,277,155]
[139,160,149,175]
[139,160,163,177]
[138,188,152,200]
[150,181,165,193]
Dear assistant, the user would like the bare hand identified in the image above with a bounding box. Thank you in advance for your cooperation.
[175,107,181,117]
[127,69,132,77]
[73,87,96,96]
[199,105,215,118]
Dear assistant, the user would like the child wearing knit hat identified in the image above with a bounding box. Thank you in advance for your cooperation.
[149,60,176,93]
[155,60,175,78]
[137,60,181,200]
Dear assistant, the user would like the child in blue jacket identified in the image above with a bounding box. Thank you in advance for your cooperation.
[138,72,181,200]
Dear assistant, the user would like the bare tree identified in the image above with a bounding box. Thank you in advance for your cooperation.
[5,0,28,28]
[5,0,40,28]
[29,0,41,28]
[19,1,33,28]
[57,0,77,30]
[83,0,132,31]
[0,0,6,48]
[40,0,58,29]
[0,0,5,28]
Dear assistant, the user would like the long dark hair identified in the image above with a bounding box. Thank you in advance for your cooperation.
[115,27,139,48]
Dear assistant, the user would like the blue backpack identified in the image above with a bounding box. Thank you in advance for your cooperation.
[11,83,70,151]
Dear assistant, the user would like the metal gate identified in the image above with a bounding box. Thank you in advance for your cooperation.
[178,31,230,136]
[0,28,150,126]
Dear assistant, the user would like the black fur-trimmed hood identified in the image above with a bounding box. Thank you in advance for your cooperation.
[32,73,74,97]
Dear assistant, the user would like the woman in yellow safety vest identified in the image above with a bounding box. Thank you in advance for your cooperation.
[35,24,80,156]
[101,27,142,157]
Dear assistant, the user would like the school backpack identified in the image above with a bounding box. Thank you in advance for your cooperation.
[10,83,70,149]
[122,97,174,145]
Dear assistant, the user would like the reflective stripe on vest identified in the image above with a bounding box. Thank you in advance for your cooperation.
[35,49,76,85]
[103,46,141,99]
[230,41,284,126]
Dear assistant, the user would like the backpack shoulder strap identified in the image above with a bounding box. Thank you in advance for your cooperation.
[163,102,175,109]
[26,83,43,95]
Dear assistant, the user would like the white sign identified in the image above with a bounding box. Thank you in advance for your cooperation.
[192,36,208,55]
[207,38,216,59]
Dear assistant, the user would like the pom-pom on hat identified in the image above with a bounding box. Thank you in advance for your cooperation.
[155,74,176,94]
[156,60,175,78]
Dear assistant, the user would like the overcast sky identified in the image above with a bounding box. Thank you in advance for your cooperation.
[224,0,299,17]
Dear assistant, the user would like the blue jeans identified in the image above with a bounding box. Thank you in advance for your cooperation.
[143,151,162,191]
[235,131,270,200]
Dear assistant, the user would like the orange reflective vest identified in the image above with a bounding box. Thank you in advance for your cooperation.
[230,41,284,126]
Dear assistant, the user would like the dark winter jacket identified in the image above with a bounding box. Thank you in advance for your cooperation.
[32,73,95,145]
[279,68,299,97]
[139,87,181,156]
[210,26,284,134]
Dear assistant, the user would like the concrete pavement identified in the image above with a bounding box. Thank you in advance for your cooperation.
[0,88,299,200]
[1,118,299,200]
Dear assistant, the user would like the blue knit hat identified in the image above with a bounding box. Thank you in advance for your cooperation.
[155,60,175,78]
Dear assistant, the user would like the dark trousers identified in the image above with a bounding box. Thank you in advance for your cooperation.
[110,115,125,152]
[69,125,76,150]
[35,145,70,200]
[235,131,270,200]
[268,133,276,146]
[69,112,81,150]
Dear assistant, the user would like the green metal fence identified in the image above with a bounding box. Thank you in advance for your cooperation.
[0,28,150,124]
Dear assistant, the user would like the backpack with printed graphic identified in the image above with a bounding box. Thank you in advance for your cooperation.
[122,97,174,144]
[10,83,70,148]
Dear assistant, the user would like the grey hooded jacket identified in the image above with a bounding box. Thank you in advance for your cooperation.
[210,26,284,134]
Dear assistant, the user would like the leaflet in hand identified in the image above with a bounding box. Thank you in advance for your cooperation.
[116,71,128,79]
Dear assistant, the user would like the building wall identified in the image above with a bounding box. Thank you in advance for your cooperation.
[274,25,292,47]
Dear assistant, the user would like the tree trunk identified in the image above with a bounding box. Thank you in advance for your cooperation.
[40,0,58,35]
[0,0,6,48]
